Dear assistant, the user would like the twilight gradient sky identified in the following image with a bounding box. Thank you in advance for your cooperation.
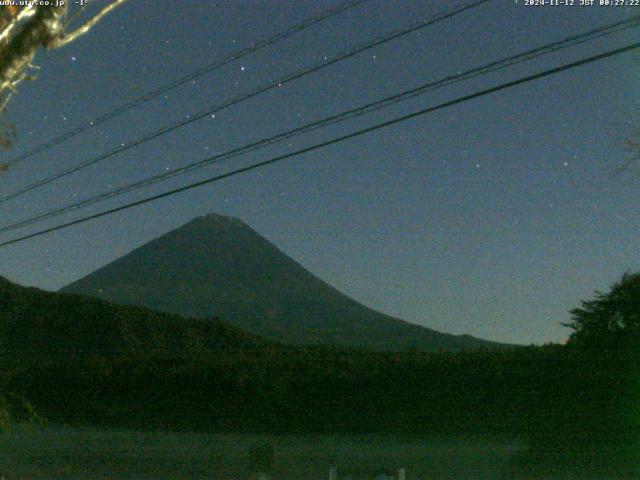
[0,0,638,344]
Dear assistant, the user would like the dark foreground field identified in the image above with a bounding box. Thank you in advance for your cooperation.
[0,426,526,480]
[1,426,638,480]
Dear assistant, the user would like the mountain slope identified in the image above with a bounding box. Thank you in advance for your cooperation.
[61,214,505,351]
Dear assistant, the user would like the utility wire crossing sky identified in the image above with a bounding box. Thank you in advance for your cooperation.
[1,38,638,248]
[0,0,489,204]
[0,0,638,345]
[0,13,638,236]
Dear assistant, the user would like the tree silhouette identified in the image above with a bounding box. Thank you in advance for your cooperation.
[564,272,640,349]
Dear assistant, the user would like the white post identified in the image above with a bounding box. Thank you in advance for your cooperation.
[398,468,406,480]
[329,467,337,480]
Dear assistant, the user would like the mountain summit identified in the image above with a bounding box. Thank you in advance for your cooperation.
[61,214,503,350]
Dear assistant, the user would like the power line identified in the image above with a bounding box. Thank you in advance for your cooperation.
[3,0,371,166]
[0,15,637,235]
[1,40,637,249]
[0,0,490,205]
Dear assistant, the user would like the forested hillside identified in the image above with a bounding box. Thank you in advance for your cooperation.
[2,275,638,442]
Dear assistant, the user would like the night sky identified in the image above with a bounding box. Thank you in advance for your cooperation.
[0,0,638,344]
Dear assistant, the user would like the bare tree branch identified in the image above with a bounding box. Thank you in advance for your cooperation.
[609,121,640,180]
[48,0,129,49]
[0,1,128,117]
[0,6,67,100]
[0,5,36,46]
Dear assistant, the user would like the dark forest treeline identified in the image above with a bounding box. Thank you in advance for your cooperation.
[0,275,638,439]
[3,344,638,437]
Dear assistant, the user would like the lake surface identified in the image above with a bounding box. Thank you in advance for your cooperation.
[0,426,526,479]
